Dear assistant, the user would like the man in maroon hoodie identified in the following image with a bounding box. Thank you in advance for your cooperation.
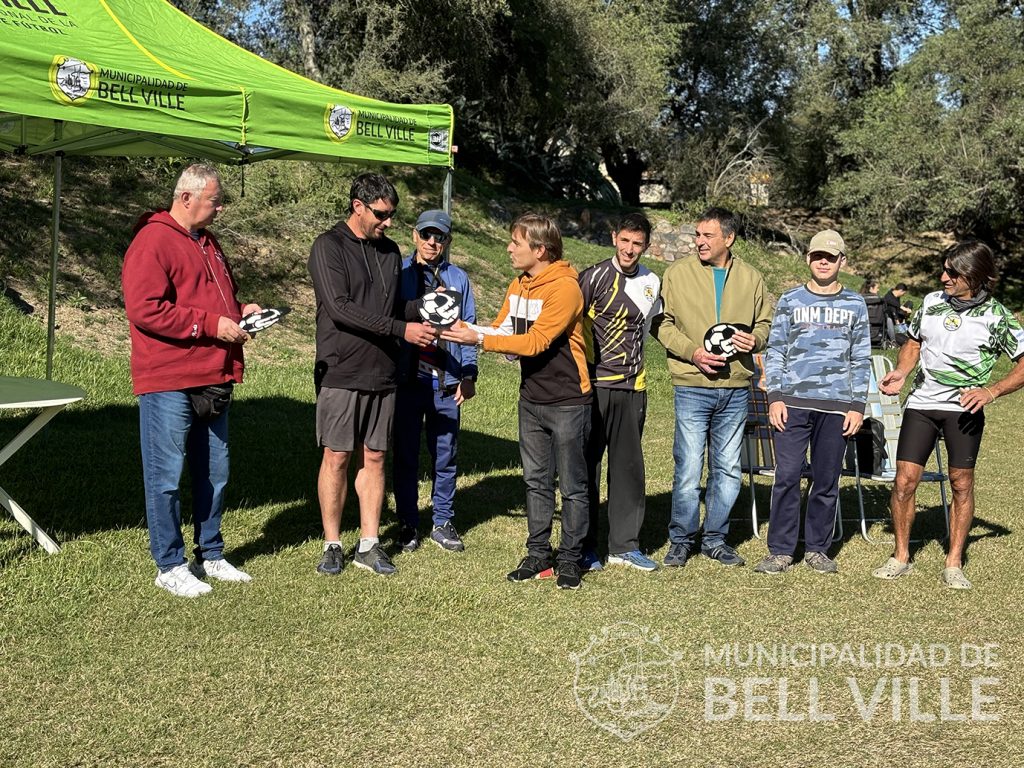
[122,163,261,598]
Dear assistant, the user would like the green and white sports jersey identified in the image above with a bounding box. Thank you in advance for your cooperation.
[907,291,1024,411]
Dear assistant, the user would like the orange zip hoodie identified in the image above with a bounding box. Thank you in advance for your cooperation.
[483,260,591,405]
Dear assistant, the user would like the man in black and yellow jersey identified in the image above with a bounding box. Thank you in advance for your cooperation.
[579,213,662,573]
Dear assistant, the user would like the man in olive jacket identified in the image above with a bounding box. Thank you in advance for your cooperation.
[652,207,772,568]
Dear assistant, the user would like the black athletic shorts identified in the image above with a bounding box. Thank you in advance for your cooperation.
[896,408,985,469]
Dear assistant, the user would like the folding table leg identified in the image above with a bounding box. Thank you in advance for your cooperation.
[0,485,61,554]
[0,404,67,554]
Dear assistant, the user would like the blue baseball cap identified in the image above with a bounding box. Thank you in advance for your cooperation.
[415,209,452,235]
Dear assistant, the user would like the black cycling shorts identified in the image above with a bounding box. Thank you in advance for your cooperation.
[896,408,985,469]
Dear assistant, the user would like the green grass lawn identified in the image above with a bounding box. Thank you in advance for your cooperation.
[1,291,1022,768]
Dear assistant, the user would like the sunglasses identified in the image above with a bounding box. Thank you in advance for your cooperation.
[810,251,842,263]
[417,229,450,245]
[942,264,962,280]
[361,201,395,221]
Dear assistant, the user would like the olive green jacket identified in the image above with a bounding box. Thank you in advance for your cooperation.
[651,253,773,387]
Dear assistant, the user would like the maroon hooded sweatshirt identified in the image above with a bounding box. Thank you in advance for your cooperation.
[122,210,245,396]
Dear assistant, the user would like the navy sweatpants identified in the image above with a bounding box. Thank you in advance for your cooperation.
[767,408,848,555]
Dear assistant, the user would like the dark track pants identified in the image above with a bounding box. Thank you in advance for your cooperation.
[767,408,847,555]
[584,388,648,555]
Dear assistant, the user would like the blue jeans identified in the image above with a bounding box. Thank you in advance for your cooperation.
[670,386,748,548]
[393,380,460,527]
[139,391,230,571]
[518,399,591,566]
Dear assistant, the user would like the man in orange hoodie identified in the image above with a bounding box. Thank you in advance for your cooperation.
[443,214,592,589]
[123,163,261,598]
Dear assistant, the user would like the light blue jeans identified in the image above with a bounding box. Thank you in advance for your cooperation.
[670,386,748,549]
[139,390,230,571]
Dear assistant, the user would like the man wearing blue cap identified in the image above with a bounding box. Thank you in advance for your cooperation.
[393,209,478,553]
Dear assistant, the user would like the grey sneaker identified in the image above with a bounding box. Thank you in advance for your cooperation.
[429,521,465,552]
[753,554,794,574]
[353,544,397,576]
[664,542,691,567]
[316,544,345,576]
[804,551,838,574]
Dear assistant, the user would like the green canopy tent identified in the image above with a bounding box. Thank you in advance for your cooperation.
[0,0,455,377]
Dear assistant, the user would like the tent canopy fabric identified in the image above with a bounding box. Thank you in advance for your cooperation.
[0,0,455,167]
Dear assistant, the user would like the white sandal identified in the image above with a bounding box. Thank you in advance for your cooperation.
[941,567,972,590]
[872,557,913,580]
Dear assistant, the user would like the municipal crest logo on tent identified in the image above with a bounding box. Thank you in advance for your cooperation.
[429,129,449,153]
[325,104,354,142]
[49,55,95,104]
[570,622,682,740]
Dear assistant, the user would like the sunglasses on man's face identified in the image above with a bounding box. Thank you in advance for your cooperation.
[418,229,450,245]
[362,201,395,221]
[942,264,962,280]
[810,251,842,263]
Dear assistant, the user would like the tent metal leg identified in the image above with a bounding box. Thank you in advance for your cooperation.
[442,166,453,214]
[46,121,64,381]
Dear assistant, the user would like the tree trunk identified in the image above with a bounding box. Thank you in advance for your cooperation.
[602,143,646,206]
[284,0,322,81]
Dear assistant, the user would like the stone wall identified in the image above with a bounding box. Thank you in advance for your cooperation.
[551,208,698,263]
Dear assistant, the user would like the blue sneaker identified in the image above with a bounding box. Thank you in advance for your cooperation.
[429,522,465,552]
[663,542,691,567]
[580,550,604,572]
[702,543,745,567]
[607,550,658,572]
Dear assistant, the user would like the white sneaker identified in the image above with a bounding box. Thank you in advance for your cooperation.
[155,564,213,598]
[190,557,252,583]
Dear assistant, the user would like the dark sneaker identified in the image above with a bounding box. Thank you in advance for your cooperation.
[753,553,794,574]
[556,562,583,590]
[804,551,838,574]
[580,550,604,572]
[316,544,345,576]
[702,543,745,567]
[352,544,397,576]
[397,525,420,553]
[429,522,465,552]
[506,556,555,582]
[663,542,691,567]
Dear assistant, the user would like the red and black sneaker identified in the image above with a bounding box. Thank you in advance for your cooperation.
[506,556,555,582]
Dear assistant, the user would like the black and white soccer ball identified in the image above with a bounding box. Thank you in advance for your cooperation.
[703,323,740,358]
[419,290,462,327]
[239,307,291,335]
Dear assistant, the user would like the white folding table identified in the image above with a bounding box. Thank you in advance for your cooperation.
[0,376,86,554]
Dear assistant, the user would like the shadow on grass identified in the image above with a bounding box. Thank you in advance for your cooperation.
[736,477,1012,563]
[1,395,530,563]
